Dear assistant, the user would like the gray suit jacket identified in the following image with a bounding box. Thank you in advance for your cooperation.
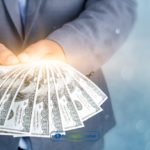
[0,0,136,150]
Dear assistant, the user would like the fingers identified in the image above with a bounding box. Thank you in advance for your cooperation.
[0,44,19,65]
[44,52,67,63]
[18,40,51,63]
[18,40,66,63]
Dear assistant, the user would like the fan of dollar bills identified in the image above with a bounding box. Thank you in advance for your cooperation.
[0,61,107,138]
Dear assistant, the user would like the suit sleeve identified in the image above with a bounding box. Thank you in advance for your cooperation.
[47,0,137,74]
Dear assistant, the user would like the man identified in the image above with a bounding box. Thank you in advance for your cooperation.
[0,0,136,150]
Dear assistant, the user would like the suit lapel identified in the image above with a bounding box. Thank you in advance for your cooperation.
[3,0,22,38]
[24,0,42,43]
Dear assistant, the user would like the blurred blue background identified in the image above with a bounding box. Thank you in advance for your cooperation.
[103,0,150,150]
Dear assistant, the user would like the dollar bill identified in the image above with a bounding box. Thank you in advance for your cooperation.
[58,62,107,106]
[0,131,18,136]
[2,67,40,133]
[47,65,64,136]
[0,64,23,77]
[0,61,107,137]
[0,66,26,90]
[0,130,26,136]
[0,69,29,126]
[56,67,102,121]
[30,65,50,137]
[52,66,84,131]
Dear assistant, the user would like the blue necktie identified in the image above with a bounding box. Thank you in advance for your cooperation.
[18,0,27,26]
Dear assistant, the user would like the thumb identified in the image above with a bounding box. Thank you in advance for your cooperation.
[0,44,19,65]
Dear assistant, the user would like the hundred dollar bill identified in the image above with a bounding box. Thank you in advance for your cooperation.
[52,66,84,131]
[30,65,49,137]
[57,67,102,121]
[0,131,20,136]
[0,64,24,77]
[0,66,26,89]
[0,67,10,77]
[0,131,31,137]
[57,62,107,106]
[2,67,40,133]
[0,68,29,126]
[0,129,28,136]
[47,65,64,136]
[0,63,28,76]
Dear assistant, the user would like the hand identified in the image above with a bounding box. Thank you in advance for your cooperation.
[18,39,66,63]
[0,43,19,65]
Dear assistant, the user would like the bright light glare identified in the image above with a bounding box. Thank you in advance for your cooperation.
[28,59,65,66]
